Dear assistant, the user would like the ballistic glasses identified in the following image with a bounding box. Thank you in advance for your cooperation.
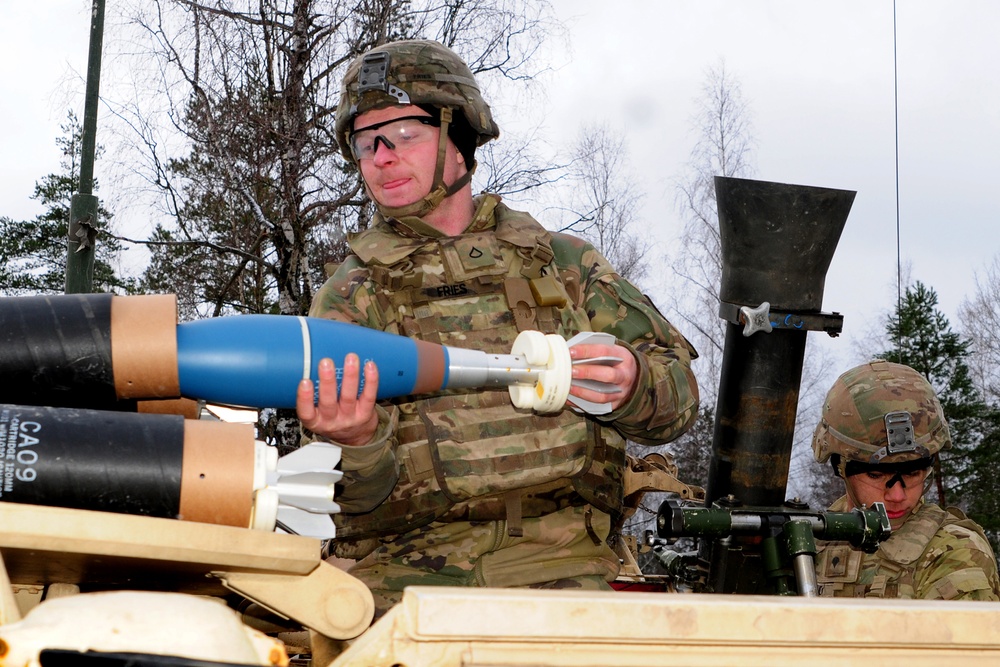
[349,115,441,162]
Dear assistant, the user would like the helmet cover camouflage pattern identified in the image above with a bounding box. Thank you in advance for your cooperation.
[812,360,951,465]
[335,39,500,163]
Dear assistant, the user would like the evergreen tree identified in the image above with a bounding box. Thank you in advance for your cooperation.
[878,280,1000,546]
[958,411,1000,550]
[0,111,135,295]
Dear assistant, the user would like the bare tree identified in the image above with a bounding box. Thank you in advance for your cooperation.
[662,60,756,501]
[475,129,569,204]
[552,124,649,283]
[102,0,562,450]
[671,59,756,399]
[784,341,843,510]
[105,0,563,319]
[959,255,1000,403]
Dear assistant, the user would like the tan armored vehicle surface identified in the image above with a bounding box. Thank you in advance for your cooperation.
[4,509,1000,666]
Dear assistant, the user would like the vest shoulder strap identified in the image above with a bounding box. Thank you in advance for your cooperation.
[879,503,950,565]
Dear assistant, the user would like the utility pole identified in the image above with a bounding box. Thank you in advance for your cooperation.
[65,0,106,294]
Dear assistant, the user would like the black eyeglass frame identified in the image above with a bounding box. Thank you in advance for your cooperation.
[349,115,441,161]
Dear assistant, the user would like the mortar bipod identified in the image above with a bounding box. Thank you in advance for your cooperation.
[653,499,891,595]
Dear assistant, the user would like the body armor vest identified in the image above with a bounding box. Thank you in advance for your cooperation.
[816,501,986,598]
[333,197,628,541]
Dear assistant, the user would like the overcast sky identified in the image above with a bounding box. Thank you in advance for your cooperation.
[3,1,998,363]
[1,2,92,220]
[533,0,1000,365]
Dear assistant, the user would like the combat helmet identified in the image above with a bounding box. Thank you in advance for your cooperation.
[812,360,951,471]
[335,39,501,218]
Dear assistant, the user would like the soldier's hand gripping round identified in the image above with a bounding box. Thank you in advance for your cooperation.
[568,342,638,411]
[297,354,380,446]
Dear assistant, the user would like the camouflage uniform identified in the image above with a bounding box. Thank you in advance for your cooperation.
[316,38,699,619]
[310,194,699,617]
[816,496,1000,600]
[812,360,1000,601]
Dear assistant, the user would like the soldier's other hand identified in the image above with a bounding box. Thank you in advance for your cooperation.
[568,342,638,411]
[296,354,379,446]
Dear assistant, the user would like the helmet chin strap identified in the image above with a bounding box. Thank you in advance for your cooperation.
[373,106,476,220]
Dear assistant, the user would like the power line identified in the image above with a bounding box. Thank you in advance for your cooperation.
[893,0,903,357]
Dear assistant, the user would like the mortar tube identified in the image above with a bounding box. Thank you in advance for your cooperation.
[705,322,807,507]
[705,177,855,508]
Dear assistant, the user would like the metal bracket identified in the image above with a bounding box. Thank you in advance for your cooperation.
[624,453,705,502]
[870,411,930,462]
[718,301,844,338]
[357,51,409,104]
[212,562,374,640]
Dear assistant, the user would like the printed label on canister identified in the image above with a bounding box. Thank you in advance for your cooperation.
[0,404,184,518]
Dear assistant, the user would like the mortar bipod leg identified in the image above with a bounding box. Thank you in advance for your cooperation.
[784,519,819,597]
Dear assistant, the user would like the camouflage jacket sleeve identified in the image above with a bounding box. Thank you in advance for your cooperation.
[305,256,400,512]
[551,233,700,445]
[914,520,1000,601]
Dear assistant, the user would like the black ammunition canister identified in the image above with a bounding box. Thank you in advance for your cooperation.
[0,403,256,527]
